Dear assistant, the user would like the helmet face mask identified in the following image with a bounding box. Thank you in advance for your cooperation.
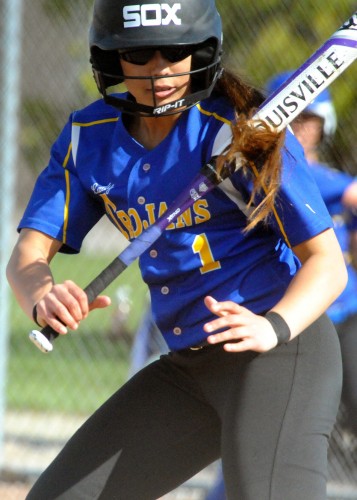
[90,0,223,116]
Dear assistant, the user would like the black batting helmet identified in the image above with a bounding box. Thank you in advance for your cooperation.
[89,0,223,116]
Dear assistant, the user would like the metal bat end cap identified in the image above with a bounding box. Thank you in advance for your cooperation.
[29,330,53,353]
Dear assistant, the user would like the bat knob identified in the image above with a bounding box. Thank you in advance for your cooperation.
[29,330,53,353]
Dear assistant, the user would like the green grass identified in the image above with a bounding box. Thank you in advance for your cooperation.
[7,252,149,415]
[8,331,131,414]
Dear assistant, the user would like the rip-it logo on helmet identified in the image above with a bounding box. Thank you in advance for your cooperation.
[123,4,182,28]
[153,98,185,115]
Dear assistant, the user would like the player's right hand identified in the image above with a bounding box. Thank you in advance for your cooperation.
[35,280,111,335]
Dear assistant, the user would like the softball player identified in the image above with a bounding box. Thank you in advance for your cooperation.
[7,1,347,499]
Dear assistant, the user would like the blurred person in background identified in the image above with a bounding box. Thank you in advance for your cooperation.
[109,287,168,377]
[127,297,168,377]
[267,72,357,439]
[205,74,357,500]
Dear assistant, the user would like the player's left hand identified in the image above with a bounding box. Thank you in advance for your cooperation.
[203,296,278,353]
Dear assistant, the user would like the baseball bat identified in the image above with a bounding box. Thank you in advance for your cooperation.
[30,11,357,352]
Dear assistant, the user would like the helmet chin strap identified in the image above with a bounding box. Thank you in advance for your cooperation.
[96,65,223,117]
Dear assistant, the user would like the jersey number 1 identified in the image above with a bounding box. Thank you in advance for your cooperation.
[192,234,221,274]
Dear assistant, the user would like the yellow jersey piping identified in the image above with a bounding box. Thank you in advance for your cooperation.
[62,143,72,243]
[72,117,119,127]
[196,103,232,125]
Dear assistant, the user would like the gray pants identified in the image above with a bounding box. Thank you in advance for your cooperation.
[27,314,342,500]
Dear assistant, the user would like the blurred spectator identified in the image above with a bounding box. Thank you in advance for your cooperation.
[128,301,168,377]
[266,72,357,437]
[204,74,357,500]
[110,288,168,376]
[109,285,134,345]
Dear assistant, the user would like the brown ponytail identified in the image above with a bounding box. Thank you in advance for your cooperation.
[215,69,286,231]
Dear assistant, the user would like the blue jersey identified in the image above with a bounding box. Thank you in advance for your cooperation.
[19,93,333,349]
[308,162,357,323]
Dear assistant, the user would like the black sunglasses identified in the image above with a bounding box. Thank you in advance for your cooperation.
[119,46,194,65]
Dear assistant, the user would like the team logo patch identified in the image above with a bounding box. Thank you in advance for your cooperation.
[91,182,114,195]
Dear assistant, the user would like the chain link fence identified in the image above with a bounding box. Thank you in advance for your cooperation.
[1,0,356,498]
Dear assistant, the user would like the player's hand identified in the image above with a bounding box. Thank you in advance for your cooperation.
[203,296,278,353]
[35,280,111,335]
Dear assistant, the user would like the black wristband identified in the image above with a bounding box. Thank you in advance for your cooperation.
[264,311,291,345]
[32,304,42,327]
